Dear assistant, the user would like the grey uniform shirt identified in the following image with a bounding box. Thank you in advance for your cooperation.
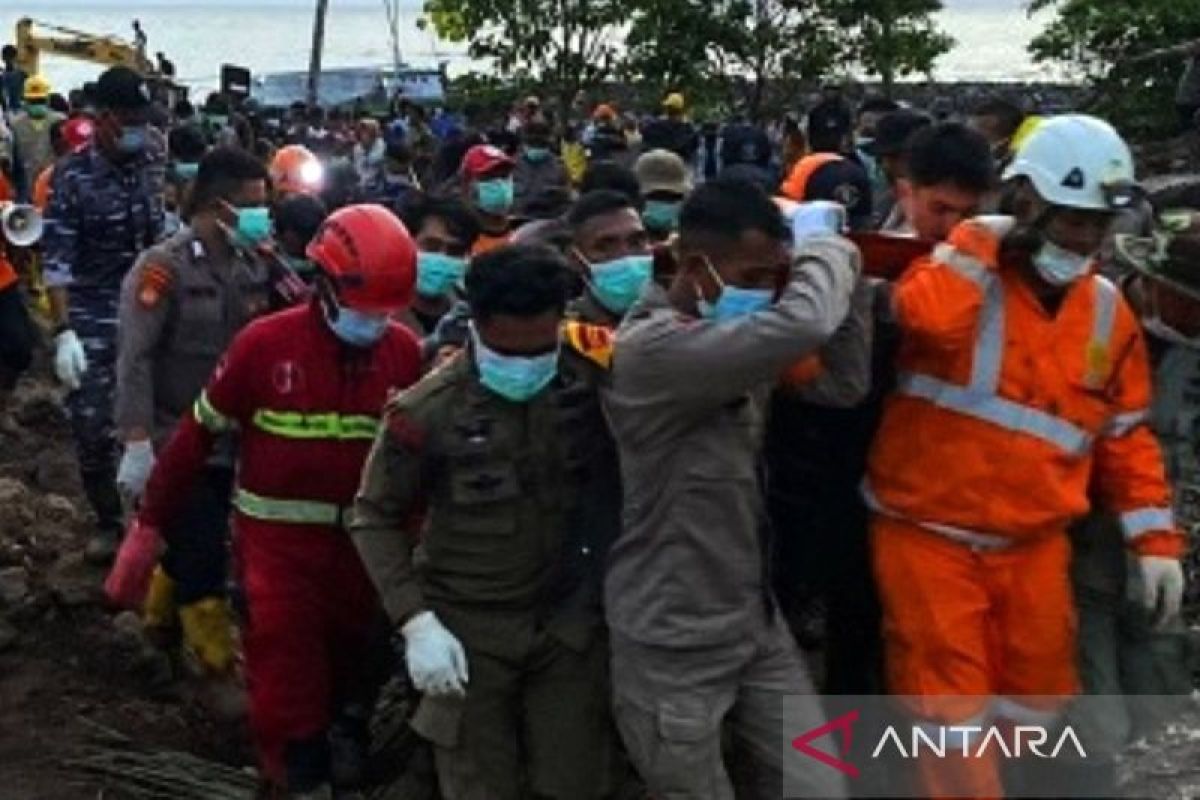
[601,235,862,649]
[116,229,272,447]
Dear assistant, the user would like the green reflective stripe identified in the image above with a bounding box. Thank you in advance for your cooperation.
[234,488,344,525]
[251,410,380,441]
[193,391,234,433]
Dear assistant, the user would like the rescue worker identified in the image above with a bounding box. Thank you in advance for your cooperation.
[863,115,1186,798]
[641,93,699,165]
[1062,213,1200,795]
[0,238,35,432]
[768,123,995,695]
[272,192,329,284]
[9,74,65,201]
[567,190,652,327]
[460,144,516,256]
[270,144,326,200]
[633,149,691,242]
[114,146,275,714]
[43,66,166,562]
[135,204,424,798]
[778,152,874,231]
[351,243,624,800]
[513,120,569,218]
[399,194,479,337]
[601,177,861,799]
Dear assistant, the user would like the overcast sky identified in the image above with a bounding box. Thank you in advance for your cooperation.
[37,0,1027,7]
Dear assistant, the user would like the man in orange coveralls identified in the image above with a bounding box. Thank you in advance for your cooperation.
[863,115,1187,798]
[136,203,423,799]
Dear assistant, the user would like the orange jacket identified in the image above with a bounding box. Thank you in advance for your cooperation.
[33,165,53,211]
[865,217,1181,558]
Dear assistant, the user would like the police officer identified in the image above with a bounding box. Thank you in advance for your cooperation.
[114,146,273,710]
[43,65,165,561]
[350,244,624,800]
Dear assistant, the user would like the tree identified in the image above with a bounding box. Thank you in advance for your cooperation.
[1028,0,1200,136]
[624,0,841,119]
[822,0,953,95]
[421,0,632,117]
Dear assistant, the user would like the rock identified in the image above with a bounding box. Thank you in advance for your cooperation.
[0,616,16,652]
[0,478,36,536]
[37,494,82,528]
[111,610,146,651]
[0,566,29,606]
[12,386,66,429]
[31,455,79,497]
[46,553,96,608]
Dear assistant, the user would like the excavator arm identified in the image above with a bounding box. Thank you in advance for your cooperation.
[15,17,158,79]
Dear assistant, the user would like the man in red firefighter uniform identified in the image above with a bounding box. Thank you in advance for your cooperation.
[137,204,423,799]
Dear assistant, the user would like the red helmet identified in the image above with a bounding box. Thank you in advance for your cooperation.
[306,204,417,313]
[62,116,95,154]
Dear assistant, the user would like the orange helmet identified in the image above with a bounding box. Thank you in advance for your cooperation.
[306,204,416,313]
[270,144,325,196]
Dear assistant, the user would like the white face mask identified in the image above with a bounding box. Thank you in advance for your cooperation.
[1033,240,1092,287]
[1142,316,1200,350]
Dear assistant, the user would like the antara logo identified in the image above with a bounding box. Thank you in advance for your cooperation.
[791,711,1087,778]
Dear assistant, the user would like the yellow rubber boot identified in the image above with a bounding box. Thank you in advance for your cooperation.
[179,596,247,720]
[142,566,177,636]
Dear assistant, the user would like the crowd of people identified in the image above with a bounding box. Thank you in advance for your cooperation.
[0,55,1198,800]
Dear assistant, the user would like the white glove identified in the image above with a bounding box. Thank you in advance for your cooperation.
[54,329,88,391]
[402,610,469,696]
[1136,556,1185,627]
[791,200,848,242]
[116,440,156,500]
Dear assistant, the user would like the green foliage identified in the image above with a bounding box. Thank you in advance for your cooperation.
[1028,0,1200,137]
[422,0,631,115]
[825,0,954,93]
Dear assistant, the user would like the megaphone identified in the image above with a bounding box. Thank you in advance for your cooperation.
[1,202,43,247]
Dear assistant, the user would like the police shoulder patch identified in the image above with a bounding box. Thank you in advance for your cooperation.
[562,320,614,369]
[137,262,174,309]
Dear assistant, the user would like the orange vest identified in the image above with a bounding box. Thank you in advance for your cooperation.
[864,217,1181,558]
[33,165,53,211]
[471,229,512,257]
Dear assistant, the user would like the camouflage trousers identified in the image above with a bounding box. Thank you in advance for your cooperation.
[66,290,122,530]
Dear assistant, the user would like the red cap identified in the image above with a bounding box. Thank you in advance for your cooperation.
[461,144,515,179]
[62,117,95,153]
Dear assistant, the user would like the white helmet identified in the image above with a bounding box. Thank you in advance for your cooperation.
[1001,114,1136,212]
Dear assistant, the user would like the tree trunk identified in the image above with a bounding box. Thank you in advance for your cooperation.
[307,0,330,108]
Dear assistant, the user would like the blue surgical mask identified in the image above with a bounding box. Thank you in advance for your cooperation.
[417,251,467,298]
[642,200,681,233]
[524,146,551,163]
[118,125,148,155]
[475,178,514,215]
[697,256,774,320]
[226,205,272,249]
[326,304,390,347]
[1033,240,1091,287]
[173,161,199,180]
[471,323,559,402]
[578,251,652,314]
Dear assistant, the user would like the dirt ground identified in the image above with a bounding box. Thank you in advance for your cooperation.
[0,377,251,798]
[2,368,1200,799]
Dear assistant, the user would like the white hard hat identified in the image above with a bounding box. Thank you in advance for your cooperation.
[1001,114,1135,212]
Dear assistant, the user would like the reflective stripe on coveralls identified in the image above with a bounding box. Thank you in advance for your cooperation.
[193,391,235,433]
[234,488,348,526]
[251,409,380,440]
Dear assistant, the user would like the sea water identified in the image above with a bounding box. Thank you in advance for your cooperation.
[1,0,1070,99]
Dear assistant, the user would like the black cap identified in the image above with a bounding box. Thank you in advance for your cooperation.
[869,110,932,157]
[94,66,151,111]
[803,158,873,230]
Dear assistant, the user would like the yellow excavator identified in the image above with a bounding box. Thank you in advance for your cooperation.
[14,17,166,83]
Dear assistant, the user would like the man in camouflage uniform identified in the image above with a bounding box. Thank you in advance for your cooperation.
[350,244,624,800]
[115,146,273,711]
[43,66,165,561]
[1065,214,1200,795]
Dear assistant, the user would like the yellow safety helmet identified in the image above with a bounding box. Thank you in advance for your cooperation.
[24,74,52,102]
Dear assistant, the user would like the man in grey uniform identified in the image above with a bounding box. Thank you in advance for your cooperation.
[115,146,273,703]
[601,177,863,799]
